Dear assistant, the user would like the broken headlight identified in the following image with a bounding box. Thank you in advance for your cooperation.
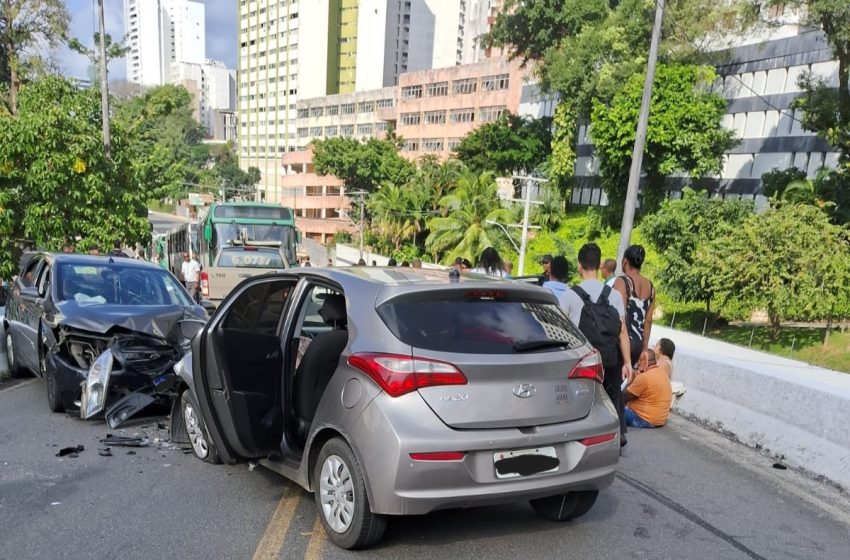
[80,349,114,419]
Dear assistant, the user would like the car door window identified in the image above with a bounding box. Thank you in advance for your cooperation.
[221,280,295,335]
[36,264,51,298]
[20,257,42,288]
[291,284,344,370]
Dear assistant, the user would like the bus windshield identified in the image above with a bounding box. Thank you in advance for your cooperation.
[214,223,293,246]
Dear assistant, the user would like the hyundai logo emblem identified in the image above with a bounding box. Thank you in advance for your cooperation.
[512,383,536,398]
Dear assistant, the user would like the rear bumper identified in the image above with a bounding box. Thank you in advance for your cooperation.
[349,384,620,516]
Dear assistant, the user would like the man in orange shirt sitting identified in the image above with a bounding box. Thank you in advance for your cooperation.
[624,349,673,428]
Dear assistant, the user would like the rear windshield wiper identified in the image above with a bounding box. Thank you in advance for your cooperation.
[513,340,571,352]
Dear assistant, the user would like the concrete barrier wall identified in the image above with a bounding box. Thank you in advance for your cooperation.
[652,325,850,490]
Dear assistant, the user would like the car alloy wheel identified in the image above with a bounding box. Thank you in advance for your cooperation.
[183,397,209,459]
[319,454,356,533]
[179,391,221,464]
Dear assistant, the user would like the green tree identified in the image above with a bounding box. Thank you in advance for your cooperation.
[0,77,150,277]
[455,113,552,175]
[425,171,512,263]
[700,203,850,339]
[641,188,753,314]
[0,0,69,114]
[112,84,206,201]
[485,0,755,181]
[530,185,565,231]
[761,166,808,199]
[312,136,415,193]
[68,33,130,68]
[590,64,737,222]
[199,142,261,201]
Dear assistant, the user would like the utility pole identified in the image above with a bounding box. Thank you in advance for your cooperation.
[615,0,664,272]
[510,174,546,276]
[359,195,364,260]
[96,0,112,159]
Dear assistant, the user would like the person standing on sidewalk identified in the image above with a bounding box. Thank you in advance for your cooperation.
[613,245,656,368]
[181,252,201,303]
[565,243,634,447]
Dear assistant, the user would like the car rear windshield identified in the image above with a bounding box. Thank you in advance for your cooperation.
[216,248,284,268]
[377,291,585,354]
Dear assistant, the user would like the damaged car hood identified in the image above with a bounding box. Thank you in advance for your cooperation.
[54,302,205,339]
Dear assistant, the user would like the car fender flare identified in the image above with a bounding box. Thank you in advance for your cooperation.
[169,385,191,444]
[304,424,377,509]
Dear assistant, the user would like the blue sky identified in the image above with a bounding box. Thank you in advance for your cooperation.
[60,0,237,80]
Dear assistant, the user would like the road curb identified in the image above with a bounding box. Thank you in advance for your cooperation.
[655,325,850,491]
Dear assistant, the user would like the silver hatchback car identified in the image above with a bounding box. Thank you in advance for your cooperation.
[172,267,620,549]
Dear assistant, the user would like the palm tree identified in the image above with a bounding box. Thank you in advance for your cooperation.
[368,183,408,251]
[425,170,512,263]
[531,186,565,231]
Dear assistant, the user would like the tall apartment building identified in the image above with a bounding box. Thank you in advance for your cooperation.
[125,0,205,87]
[171,60,237,139]
[240,0,499,202]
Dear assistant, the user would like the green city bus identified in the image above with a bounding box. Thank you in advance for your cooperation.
[196,202,298,303]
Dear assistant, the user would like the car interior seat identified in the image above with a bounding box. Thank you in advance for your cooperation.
[292,294,348,444]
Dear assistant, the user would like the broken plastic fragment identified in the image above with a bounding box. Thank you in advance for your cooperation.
[248,461,258,472]
[100,435,149,447]
[56,445,84,457]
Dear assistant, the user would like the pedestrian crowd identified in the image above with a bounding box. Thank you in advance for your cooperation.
[539,242,676,447]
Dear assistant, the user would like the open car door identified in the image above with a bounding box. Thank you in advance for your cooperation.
[192,276,300,463]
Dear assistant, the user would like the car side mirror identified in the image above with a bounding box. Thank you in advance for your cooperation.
[20,286,39,300]
[178,319,206,340]
[200,299,217,314]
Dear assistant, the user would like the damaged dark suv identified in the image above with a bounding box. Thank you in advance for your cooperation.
[3,253,207,420]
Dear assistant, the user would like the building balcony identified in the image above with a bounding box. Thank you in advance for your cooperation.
[279,194,351,210]
[280,172,343,188]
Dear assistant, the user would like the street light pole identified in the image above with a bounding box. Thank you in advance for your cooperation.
[485,220,520,253]
[518,176,533,276]
[96,0,111,159]
[616,0,664,272]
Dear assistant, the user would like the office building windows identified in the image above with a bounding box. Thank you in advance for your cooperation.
[452,78,477,95]
[401,85,422,99]
[424,110,446,125]
[426,81,448,97]
[481,73,510,92]
[478,105,507,122]
[450,108,475,123]
[400,112,421,125]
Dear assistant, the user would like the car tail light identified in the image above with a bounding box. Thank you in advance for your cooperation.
[568,351,604,384]
[200,271,209,297]
[348,353,467,397]
[409,452,465,461]
[579,433,617,446]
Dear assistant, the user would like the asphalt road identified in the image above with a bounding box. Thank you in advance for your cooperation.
[1,378,849,560]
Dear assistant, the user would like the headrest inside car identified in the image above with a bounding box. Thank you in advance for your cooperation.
[318,294,347,327]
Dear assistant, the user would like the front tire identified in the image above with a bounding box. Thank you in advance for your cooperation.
[313,437,386,550]
[41,346,65,413]
[530,490,599,522]
[181,390,221,464]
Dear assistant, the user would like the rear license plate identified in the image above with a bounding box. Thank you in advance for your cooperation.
[494,446,559,479]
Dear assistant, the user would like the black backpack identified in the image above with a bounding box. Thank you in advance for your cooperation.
[572,285,622,383]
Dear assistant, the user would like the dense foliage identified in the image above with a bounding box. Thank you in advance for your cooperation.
[0,77,150,277]
[700,203,850,338]
[590,64,737,222]
[455,113,553,175]
[312,136,416,193]
[641,188,753,313]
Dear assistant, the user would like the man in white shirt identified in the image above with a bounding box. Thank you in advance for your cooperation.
[564,243,634,447]
[180,252,201,303]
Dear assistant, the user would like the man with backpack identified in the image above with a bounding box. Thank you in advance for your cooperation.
[564,243,634,447]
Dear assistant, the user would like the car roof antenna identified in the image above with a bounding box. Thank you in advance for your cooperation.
[108,257,115,265]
